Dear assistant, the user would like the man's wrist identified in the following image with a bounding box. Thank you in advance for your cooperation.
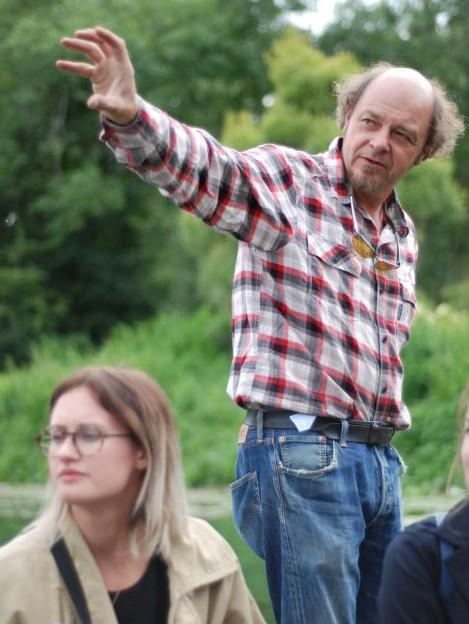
[107,109,139,127]
[102,99,141,128]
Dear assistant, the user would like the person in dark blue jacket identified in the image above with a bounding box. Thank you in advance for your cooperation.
[378,384,469,623]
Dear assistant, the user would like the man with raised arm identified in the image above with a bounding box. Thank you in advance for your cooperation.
[57,26,463,624]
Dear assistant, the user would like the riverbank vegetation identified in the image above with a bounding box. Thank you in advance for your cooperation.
[1,300,468,493]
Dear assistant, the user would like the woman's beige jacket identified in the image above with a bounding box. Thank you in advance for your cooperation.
[0,513,266,623]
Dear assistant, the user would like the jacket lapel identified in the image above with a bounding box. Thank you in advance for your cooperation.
[59,513,118,624]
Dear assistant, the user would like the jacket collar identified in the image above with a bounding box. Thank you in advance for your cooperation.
[437,498,469,546]
[168,517,239,598]
[58,513,239,621]
[59,513,118,623]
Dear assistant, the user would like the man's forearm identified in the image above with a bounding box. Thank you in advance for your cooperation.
[101,98,297,250]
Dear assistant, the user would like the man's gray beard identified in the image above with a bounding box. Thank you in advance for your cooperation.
[349,171,388,196]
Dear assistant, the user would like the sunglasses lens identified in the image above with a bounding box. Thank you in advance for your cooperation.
[375,260,399,272]
[352,235,375,259]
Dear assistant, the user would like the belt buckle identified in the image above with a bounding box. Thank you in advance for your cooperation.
[369,422,380,445]
[370,421,393,445]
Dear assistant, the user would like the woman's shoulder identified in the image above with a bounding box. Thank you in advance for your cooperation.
[394,500,469,554]
[0,522,48,568]
[0,524,63,622]
[439,498,469,543]
[393,514,438,542]
[399,515,439,541]
[379,515,449,623]
[187,517,238,560]
[175,516,239,575]
[385,515,440,573]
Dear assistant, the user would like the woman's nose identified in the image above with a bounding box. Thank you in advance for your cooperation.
[55,434,80,458]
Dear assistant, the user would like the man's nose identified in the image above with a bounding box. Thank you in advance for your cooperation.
[369,128,390,152]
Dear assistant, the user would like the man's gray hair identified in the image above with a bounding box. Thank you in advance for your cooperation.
[335,62,464,159]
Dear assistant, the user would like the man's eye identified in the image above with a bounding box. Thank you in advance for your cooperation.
[394,130,415,144]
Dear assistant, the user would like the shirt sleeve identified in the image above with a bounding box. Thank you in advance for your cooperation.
[100,98,301,251]
[378,520,450,624]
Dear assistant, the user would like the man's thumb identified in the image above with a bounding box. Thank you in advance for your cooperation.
[87,94,106,111]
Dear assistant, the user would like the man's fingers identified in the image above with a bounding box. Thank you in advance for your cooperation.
[94,27,127,51]
[56,60,95,78]
[60,37,105,64]
[74,27,126,57]
[72,28,104,43]
[73,30,114,59]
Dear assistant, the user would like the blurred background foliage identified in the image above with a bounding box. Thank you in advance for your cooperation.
[0,0,468,492]
[1,301,468,492]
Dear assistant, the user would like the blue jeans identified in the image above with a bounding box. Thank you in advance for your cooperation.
[231,422,405,624]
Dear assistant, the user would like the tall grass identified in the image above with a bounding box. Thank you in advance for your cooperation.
[0,307,238,486]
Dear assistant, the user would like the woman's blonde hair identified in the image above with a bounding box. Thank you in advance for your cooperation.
[36,366,188,558]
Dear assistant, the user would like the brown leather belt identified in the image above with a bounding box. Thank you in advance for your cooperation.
[244,410,395,446]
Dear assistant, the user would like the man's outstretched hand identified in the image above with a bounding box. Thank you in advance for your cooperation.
[56,26,139,126]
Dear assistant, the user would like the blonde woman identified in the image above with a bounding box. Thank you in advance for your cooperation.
[0,366,265,623]
[379,384,469,623]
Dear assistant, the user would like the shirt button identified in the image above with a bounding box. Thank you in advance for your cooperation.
[382,335,388,344]
[379,284,385,294]
[382,386,388,394]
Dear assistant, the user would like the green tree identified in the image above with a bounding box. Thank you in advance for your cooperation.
[396,160,467,301]
[0,0,314,365]
[222,28,359,152]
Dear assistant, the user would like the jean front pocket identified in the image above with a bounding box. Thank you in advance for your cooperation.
[277,433,337,478]
[230,471,265,559]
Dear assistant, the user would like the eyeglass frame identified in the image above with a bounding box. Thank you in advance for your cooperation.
[349,196,400,272]
[35,425,135,457]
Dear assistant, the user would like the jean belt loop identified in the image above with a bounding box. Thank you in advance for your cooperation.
[256,409,264,442]
[339,419,349,448]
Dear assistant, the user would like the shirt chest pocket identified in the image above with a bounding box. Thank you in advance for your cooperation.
[306,233,363,319]
[396,280,417,345]
[398,281,416,320]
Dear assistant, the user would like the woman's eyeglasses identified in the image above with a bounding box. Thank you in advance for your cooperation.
[350,196,400,272]
[35,425,134,457]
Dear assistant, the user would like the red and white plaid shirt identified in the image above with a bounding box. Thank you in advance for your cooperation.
[102,99,418,429]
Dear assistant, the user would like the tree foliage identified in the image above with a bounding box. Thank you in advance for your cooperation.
[1,0,467,370]
[1,300,467,491]
[0,0,313,366]
[222,28,359,153]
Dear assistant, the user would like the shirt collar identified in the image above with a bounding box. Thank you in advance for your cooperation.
[323,137,410,239]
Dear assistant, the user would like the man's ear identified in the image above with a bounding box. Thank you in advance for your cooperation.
[414,145,430,166]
